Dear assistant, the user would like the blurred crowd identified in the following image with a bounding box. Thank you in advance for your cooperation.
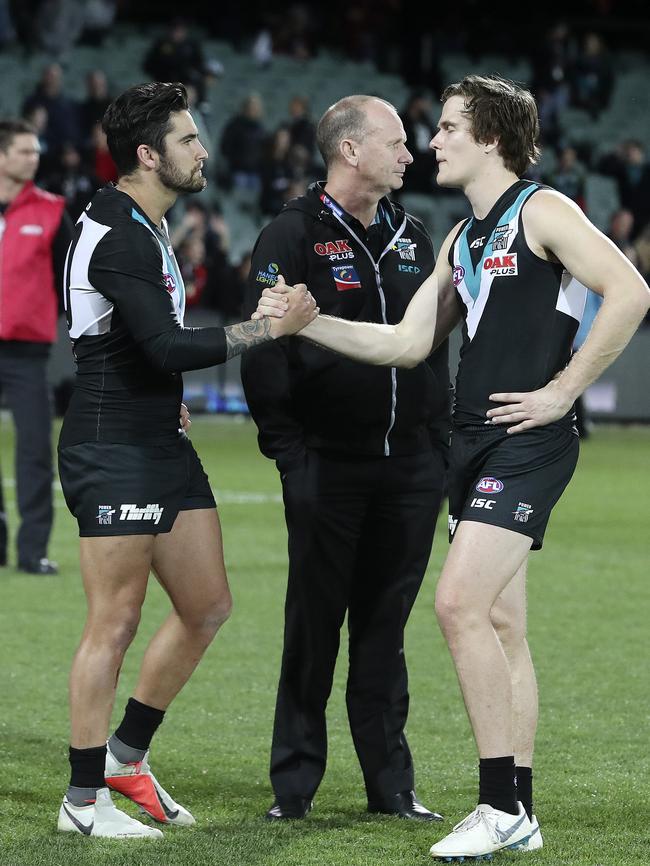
[2,6,650,318]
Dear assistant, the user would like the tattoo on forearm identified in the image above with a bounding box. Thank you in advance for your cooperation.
[225,318,273,359]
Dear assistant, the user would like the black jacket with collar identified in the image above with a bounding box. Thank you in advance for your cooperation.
[241,182,450,472]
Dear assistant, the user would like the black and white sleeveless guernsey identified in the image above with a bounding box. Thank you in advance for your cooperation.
[448,180,587,427]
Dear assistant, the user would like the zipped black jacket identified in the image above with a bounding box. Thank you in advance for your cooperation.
[241,182,450,473]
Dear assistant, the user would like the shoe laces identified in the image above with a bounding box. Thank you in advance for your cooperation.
[452,804,500,835]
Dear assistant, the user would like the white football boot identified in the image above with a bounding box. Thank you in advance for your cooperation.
[518,814,543,851]
[105,745,195,826]
[429,801,532,860]
[57,787,163,838]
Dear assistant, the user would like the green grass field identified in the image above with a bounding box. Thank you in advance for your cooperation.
[0,416,648,866]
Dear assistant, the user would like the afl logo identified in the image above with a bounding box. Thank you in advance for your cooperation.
[163,273,176,293]
[476,477,504,494]
[452,265,465,287]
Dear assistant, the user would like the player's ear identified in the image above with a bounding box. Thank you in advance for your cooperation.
[340,138,359,167]
[482,138,499,155]
[136,143,157,170]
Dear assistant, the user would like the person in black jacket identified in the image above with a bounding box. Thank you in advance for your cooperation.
[241,95,450,822]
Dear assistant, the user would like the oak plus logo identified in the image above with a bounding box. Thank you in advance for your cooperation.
[314,240,354,261]
[483,254,518,277]
[119,503,165,525]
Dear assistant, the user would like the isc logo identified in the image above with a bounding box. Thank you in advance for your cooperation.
[476,477,504,494]
[470,497,496,510]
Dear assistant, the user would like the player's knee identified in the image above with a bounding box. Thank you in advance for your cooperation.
[491,606,526,648]
[435,589,479,636]
[89,610,141,656]
[184,591,232,639]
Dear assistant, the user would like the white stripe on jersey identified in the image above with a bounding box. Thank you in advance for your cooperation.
[556,271,587,322]
[66,213,114,339]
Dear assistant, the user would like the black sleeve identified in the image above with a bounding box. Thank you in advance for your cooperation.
[52,209,75,312]
[89,222,228,371]
[240,213,307,472]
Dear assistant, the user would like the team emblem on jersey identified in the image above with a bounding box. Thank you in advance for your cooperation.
[331,265,361,291]
[96,505,115,525]
[453,264,465,287]
[491,225,513,251]
[314,240,354,261]
[483,254,518,277]
[163,273,176,292]
[476,477,504,494]
[393,238,417,261]
[513,502,534,523]
[256,262,280,285]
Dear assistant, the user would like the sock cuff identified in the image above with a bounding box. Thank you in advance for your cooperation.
[479,756,515,768]
[126,697,166,723]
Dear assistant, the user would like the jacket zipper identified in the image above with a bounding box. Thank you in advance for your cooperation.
[328,209,407,456]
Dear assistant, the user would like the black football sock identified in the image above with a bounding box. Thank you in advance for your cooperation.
[67,744,106,803]
[110,697,165,761]
[478,756,518,815]
[515,765,533,820]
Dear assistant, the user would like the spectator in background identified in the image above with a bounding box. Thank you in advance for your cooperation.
[0,118,73,574]
[531,21,574,145]
[144,17,209,103]
[86,120,117,184]
[570,32,613,119]
[220,93,267,195]
[23,104,52,177]
[597,139,650,239]
[33,0,84,59]
[633,226,650,304]
[260,126,295,217]
[79,0,116,46]
[287,95,316,158]
[177,233,210,308]
[170,200,235,314]
[43,141,98,222]
[23,63,81,158]
[399,90,438,193]
[544,145,586,210]
[185,83,214,172]
[607,208,639,267]
[273,3,315,61]
[0,0,14,47]
[78,70,111,148]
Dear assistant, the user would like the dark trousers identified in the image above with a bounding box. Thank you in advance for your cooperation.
[0,353,53,564]
[271,448,445,801]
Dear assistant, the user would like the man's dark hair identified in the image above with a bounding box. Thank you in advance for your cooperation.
[0,119,37,153]
[441,75,540,176]
[102,82,188,177]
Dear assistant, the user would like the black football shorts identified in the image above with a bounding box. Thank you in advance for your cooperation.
[58,433,216,537]
[448,422,579,550]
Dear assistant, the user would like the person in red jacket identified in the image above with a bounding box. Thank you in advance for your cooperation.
[0,119,73,573]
